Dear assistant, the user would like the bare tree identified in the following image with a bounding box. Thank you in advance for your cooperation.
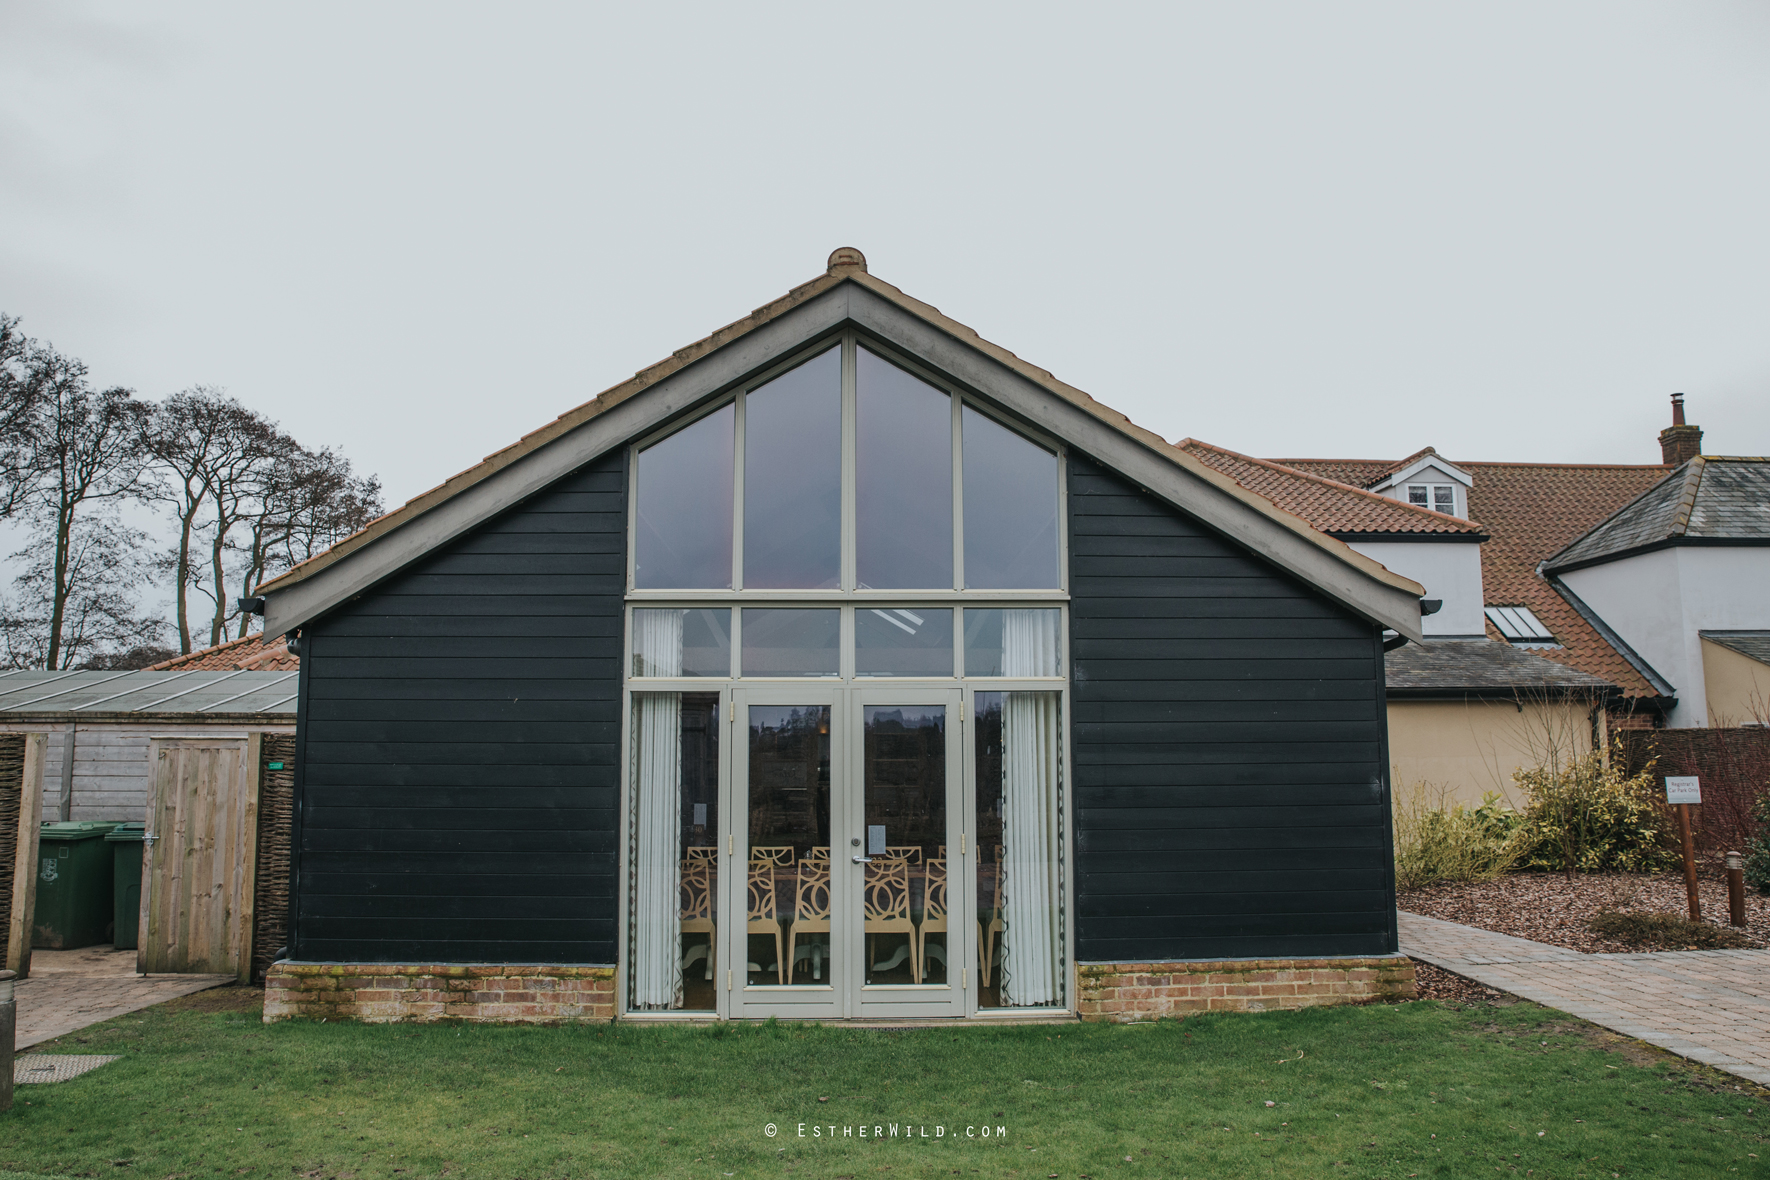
[1,512,163,669]
[143,388,278,652]
[230,445,382,639]
[7,349,153,669]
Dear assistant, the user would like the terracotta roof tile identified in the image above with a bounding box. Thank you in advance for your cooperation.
[1279,454,1675,699]
[147,632,298,672]
[1178,441,1483,537]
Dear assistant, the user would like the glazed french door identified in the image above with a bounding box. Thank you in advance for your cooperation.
[726,687,964,1019]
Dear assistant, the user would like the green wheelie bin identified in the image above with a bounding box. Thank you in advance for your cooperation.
[106,822,148,951]
[32,821,121,949]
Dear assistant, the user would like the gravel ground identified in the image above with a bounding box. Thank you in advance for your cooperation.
[1409,959,1513,1005]
[1399,869,1770,954]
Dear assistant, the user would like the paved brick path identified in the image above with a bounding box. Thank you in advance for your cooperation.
[1400,911,1770,1087]
[14,947,233,1049]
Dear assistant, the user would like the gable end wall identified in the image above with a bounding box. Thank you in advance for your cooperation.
[290,450,626,964]
[1068,456,1398,962]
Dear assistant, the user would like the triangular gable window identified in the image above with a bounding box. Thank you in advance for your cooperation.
[632,336,1061,592]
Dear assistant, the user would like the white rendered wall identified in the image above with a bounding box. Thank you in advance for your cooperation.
[1374,463,1470,518]
[1560,546,1770,727]
[1347,540,1486,636]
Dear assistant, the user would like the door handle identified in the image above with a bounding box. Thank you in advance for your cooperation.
[851,855,873,864]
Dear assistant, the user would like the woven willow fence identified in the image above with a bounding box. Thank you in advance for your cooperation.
[251,734,296,984]
[0,734,25,970]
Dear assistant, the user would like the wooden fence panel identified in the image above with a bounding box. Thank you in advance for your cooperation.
[142,739,253,975]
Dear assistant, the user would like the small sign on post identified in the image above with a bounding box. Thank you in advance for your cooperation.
[1665,776,1702,921]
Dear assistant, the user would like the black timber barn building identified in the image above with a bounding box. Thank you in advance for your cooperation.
[258,250,1423,1023]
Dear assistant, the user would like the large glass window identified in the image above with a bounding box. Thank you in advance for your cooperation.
[974,691,1064,1009]
[628,690,720,1011]
[962,406,1060,589]
[856,348,952,589]
[630,335,1064,593]
[749,705,834,986]
[634,405,734,589]
[855,607,953,677]
[740,609,840,677]
[863,705,947,986]
[962,609,1062,677]
[631,608,732,677]
[744,347,841,589]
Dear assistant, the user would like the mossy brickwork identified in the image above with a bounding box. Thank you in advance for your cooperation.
[1077,955,1415,1021]
[264,963,616,1025]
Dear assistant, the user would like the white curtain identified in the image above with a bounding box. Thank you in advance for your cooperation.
[999,609,1061,1006]
[630,610,684,1009]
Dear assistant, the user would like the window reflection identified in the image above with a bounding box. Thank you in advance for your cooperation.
[856,349,953,589]
[962,609,1062,677]
[962,406,1060,589]
[635,404,733,589]
[863,705,948,986]
[974,691,1063,1008]
[855,607,953,677]
[740,608,840,677]
[632,608,732,677]
[744,348,841,589]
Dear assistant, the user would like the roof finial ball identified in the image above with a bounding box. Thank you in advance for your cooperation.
[827,247,868,273]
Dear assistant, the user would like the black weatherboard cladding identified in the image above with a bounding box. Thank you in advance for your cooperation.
[292,449,624,963]
[1067,456,1397,962]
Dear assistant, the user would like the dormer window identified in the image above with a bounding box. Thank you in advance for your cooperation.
[1408,484,1456,515]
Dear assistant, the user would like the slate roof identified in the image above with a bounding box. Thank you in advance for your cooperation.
[1385,638,1616,696]
[1279,453,1674,700]
[0,670,298,716]
[1544,457,1770,572]
[1702,631,1770,667]
[148,632,298,672]
[1177,441,1485,538]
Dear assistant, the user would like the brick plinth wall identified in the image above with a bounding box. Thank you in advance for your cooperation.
[1077,955,1414,1021]
[264,964,617,1025]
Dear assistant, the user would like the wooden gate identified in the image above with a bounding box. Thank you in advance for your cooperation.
[141,736,262,976]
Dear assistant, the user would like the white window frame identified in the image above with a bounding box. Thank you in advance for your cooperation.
[625,329,1071,604]
[617,330,1076,1020]
[1406,483,1457,516]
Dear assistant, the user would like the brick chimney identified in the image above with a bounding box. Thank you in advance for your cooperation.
[1658,393,1702,466]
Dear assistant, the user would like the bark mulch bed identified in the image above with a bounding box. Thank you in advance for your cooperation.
[1408,959,1515,1006]
[1400,869,1770,954]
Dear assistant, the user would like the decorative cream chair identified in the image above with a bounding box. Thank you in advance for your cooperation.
[747,859,786,984]
[787,856,832,981]
[679,858,716,981]
[864,858,918,982]
[979,845,1004,987]
[749,845,795,866]
[885,846,923,865]
[686,846,718,862]
[917,857,947,983]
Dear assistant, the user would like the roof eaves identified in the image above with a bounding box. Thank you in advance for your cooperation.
[258,256,1428,614]
[1179,440,1485,535]
[257,269,849,595]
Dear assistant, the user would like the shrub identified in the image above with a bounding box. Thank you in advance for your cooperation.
[1746,794,1770,897]
[1588,909,1757,950]
[1513,749,1678,874]
[1392,786,1528,892]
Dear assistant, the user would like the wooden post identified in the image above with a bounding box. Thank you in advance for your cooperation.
[0,968,15,1113]
[1725,851,1746,928]
[1676,802,1700,922]
[5,734,46,979]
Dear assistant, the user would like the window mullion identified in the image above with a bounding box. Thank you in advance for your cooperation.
[951,385,965,590]
[841,332,857,592]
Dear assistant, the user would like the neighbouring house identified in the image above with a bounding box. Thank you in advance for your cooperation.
[148,632,298,673]
[0,669,297,822]
[1264,395,1768,801]
[1542,451,1770,729]
[1182,442,1615,808]
[251,248,1425,1025]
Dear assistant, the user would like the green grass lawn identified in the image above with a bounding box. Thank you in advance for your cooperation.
[2,989,1765,1179]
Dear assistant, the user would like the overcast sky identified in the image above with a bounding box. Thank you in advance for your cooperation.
[3,2,1767,509]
